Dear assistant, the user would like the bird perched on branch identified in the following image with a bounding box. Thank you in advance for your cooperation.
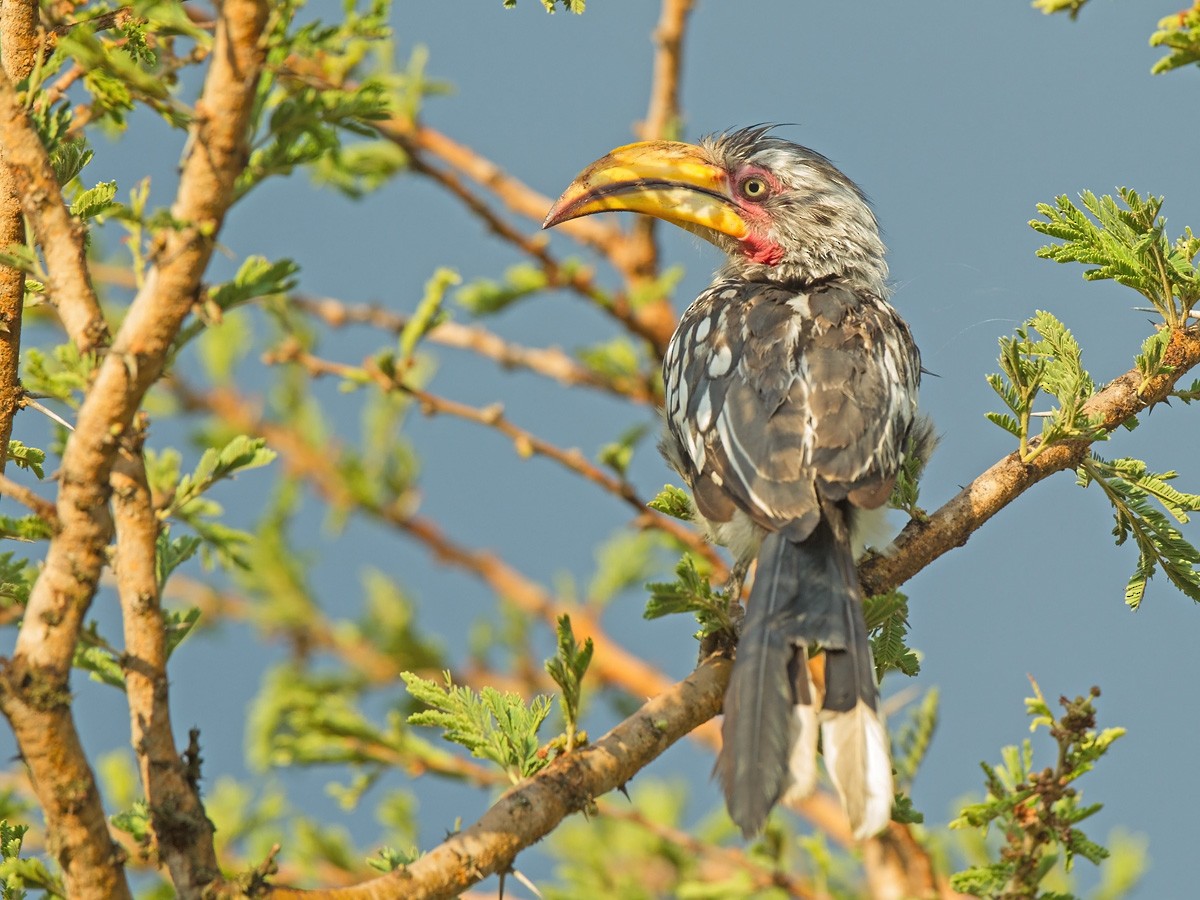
[544,126,931,840]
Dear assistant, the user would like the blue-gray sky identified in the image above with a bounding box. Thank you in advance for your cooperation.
[8,2,1199,896]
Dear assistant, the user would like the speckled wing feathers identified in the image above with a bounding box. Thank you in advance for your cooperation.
[663,279,919,542]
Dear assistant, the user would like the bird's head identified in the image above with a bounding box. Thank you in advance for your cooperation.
[544,125,887,291]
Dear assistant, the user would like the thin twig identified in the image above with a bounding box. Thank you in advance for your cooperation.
[291,293,657,404]
[178,382,716,727]
[382,122,621,258]
[261,341,721,571]
[19,393,76,431]
[597,802,819,899]
[380,132,671,348]
[0,472,57,525]
[622,0,698,340]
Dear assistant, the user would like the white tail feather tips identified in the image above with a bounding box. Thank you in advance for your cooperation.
[780,703,819,805]
[820,701,894,840]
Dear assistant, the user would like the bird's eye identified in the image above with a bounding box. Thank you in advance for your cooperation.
[738,177,769,201]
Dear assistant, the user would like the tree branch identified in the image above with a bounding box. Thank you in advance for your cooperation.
[377,121,621,257]
[0,58,109,354]
[369,116,676,350]
[639,0,694,144]
[265,655,731,900]
[178,381,717,737]
[0,470,57,524]
[860,326,1200,597]
[112,438,221,894]
[291,293,657,404]
[0,3,271,896]
[261,341,720,571]
[0,0,40,474]
[256,327,1200,899]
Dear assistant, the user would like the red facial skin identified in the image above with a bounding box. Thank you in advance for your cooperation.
[728,164,785,266]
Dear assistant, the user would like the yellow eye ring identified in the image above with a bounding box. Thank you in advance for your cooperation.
[738,177,769,201]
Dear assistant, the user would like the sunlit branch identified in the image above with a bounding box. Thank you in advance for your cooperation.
[292,293,657,404]
[261,341,722,571]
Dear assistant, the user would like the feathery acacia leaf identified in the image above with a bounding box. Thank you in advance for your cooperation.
[1031,190,1200,327]
[403,671,553,782]
[1078,455,1200,609]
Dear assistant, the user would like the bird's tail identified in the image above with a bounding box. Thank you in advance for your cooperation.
[716,510,893,839]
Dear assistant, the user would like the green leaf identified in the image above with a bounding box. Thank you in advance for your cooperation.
[0,552,36,612]
[399,268,457,367]
[644,555,730,638]
[21,343,99,406]
[1150,6,1200,75]
[588,529,666,607]
[155,529,201,590]
[597,422,649,477]
[455,263,546,317]
[1032,0,1090,17]
[110,801,151,844]
[1135,328,1172,384]
[166,436,277,520]
[73,626,126,690]
[893,687,939,789]
[576,336,643,383]
[545,614,593,751]
[0,817,64,897]
[70,180,117,221]
[207,256,299,312]
[985,312,1105,460]
[5,442,45,480]
[1030,190,1200,327]
[402,671,553,782]
[1079,454,1200,608]
[163,607,201,659]
[647,484,692,521]
[865,590,920,678]
[0,516,54,542]
[984,411,1021,437]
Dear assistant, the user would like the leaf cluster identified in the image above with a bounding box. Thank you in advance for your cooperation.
[0,818,63,899]
[403,671,552,783]
[1077,455,1200,609]
[240,0,404,197]
[891,687,938,792]
[0,553,37,613]
[1031,190,1200,328]
[986,310,1104,461]
[644,554,732,640]
[456,263,549,317]
[71,609,198,691]
[647,484,693,521]
[148,436,276,571]
[864,590,920,679]
[950,682,1124,898]
[503,0,587,12]
[545,615,593,753]
[1150,6,1200,75]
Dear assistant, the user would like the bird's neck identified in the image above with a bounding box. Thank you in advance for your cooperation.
[714,222,889,297]
[716,254,889,298]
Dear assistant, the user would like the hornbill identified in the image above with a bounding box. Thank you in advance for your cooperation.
[543,126,930,840]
